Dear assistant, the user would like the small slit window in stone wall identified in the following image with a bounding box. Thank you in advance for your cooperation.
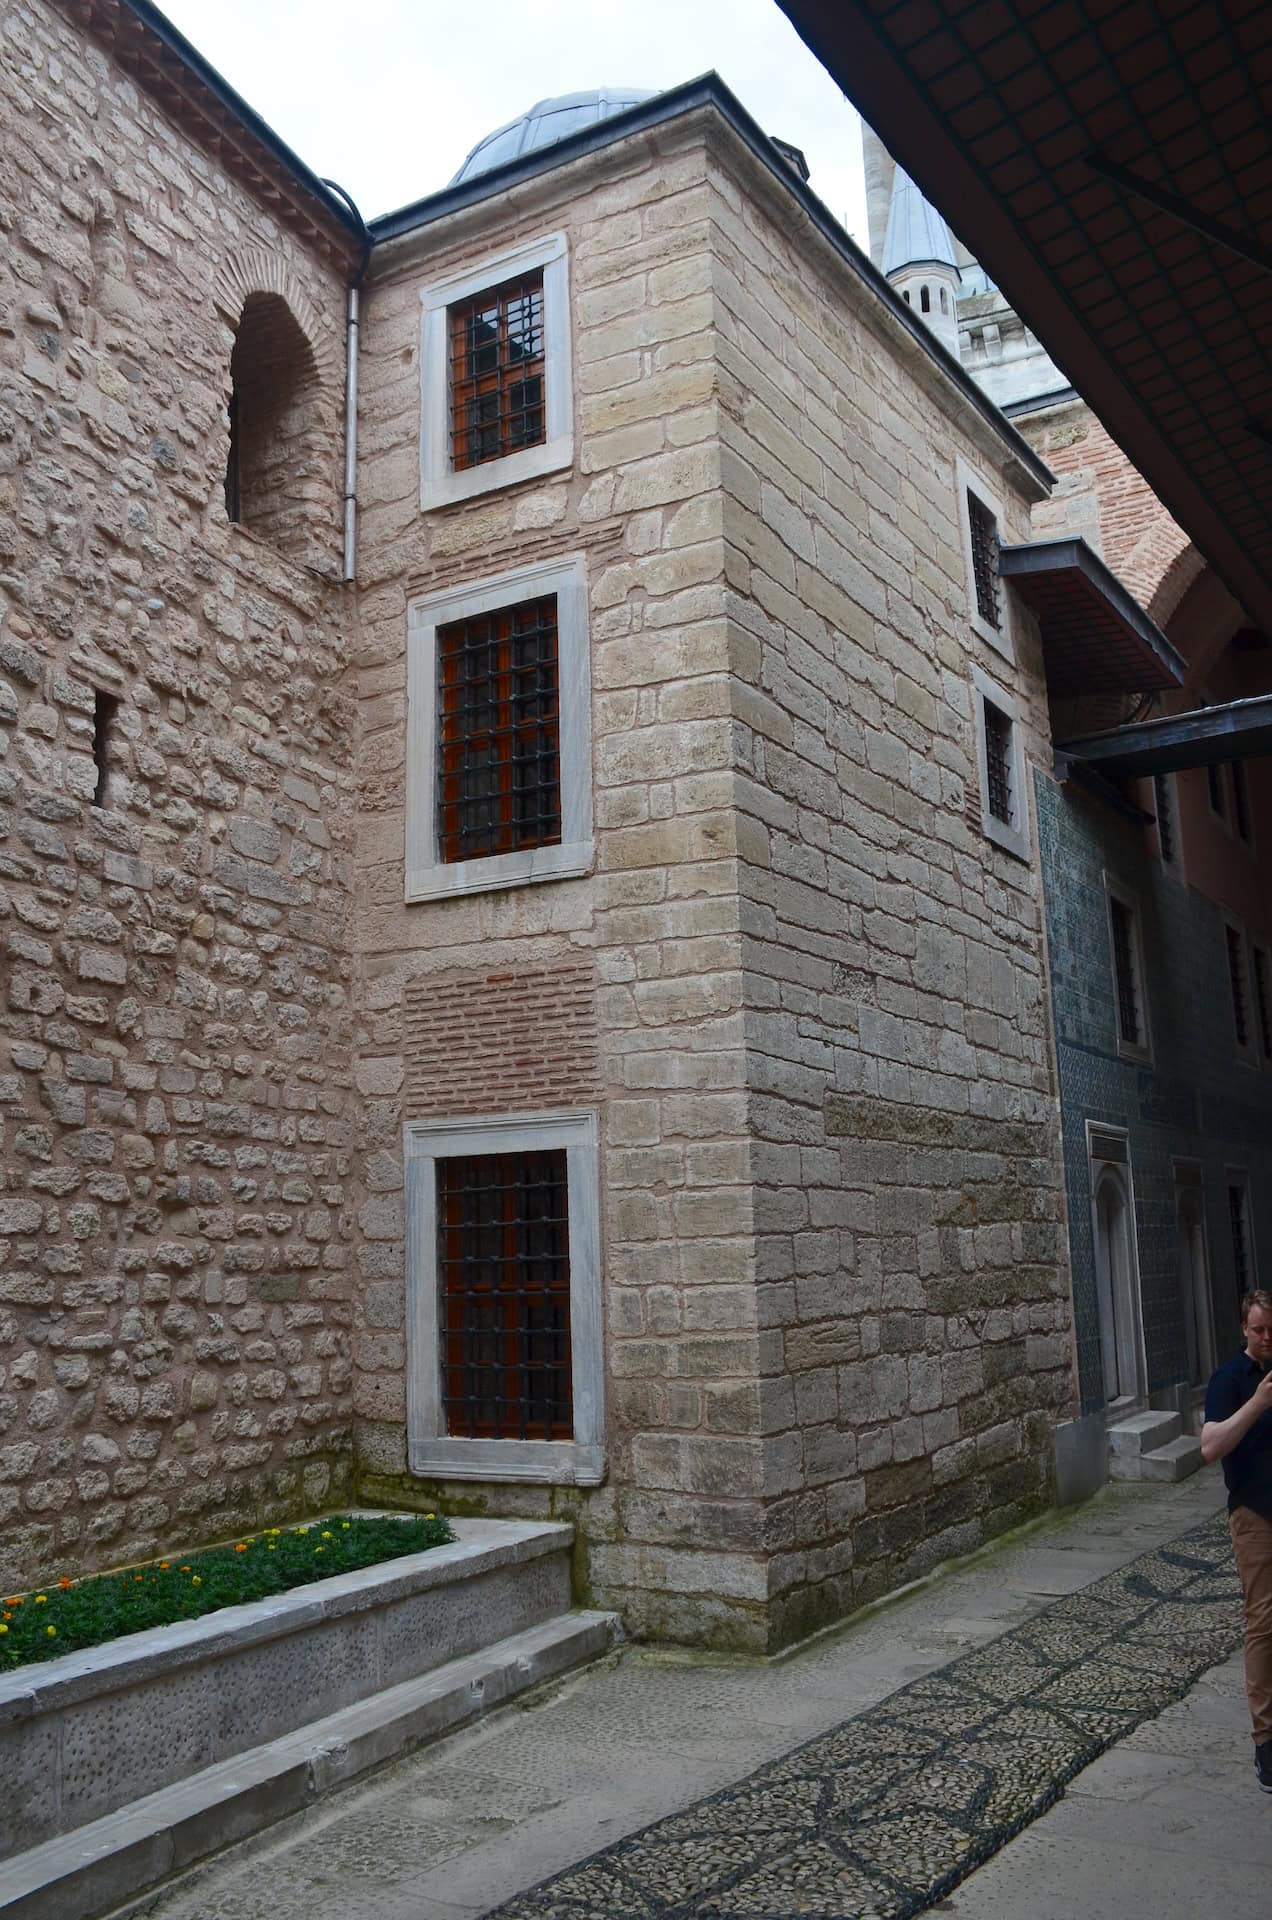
[982,698,1013,826]
[967,489,1001,629]
[1251,944,1272,1062]
[1229,1179,1254,1300]
[1208,761,1228,822]
[1108,896,1143,1049]
[92,690,119,808]
[1232,759,1253,843]
[1152,772,1177,868]
[1226,923,1251,1049]
[225,292,320,553]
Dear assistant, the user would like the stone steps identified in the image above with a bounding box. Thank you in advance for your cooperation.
[0,1608,619,1920]
[1107,1408,1202,1484]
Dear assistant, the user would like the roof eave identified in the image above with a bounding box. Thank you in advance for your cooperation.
[367,73,1051,498]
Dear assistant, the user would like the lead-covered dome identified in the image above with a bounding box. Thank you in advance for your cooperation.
[451,89,655,185]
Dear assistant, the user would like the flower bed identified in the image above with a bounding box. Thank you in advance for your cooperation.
[0,1510,451,1673]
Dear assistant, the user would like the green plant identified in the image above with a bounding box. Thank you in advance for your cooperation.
[0,1511,452,1673]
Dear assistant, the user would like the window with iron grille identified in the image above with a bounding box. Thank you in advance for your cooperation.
[1152,772,1176,867]
[437,1149,572,1442]
[967,490,1001,629]
[983,698,1013,825]
[420,232,573,512]
[407,555,592,901]
[448,271,545,472]
[1230,1181,1253,1299]
[1253,945,1272,1061]
[1227,924,1250,1048]
[404,1109,603,1484]
[1232,759,1253,843]
[1108,897,1142,1048]
[437,595,561,864]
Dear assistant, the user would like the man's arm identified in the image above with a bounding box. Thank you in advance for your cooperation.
[1201,1369,1272,1463]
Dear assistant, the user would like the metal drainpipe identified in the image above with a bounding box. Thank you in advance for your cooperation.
[342,284,360,583]
[322,179,372,585]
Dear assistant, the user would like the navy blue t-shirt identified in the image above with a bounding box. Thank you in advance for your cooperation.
[1205,1349,1272,1518]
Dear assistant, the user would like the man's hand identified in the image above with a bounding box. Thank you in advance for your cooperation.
[1202,1370,1272,1464]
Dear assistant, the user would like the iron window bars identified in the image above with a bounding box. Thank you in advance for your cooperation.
[1152,772,1175,866]
[437,1149,572,1441]
[436,594,562,864]
[1108,897,1141,1048]
[1230,1183,1251,1300]
[967,490,1001,629]
[1226,924,1250,1048]
[449,270,545,471]
[983,698,1013,825]
[1254,947,1272,1061]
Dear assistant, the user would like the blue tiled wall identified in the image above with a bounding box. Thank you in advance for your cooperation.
[1035,769,1272,1412]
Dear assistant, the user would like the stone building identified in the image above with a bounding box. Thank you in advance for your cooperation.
[865,137,1272,1491]
[9,0,1219,1652]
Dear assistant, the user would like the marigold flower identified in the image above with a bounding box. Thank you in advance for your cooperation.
[34,1594,47,1604]
[180,1565,191,1573]
[134,1575,143,1583]
[191,1576,202,1586]
[159,1563,170,1571]
[295,1526,309,1535]
[266,1544,276,1551]
[320,1531,333,1540]
[46,1625,56,1638]
[425,1513,436,1521]
[0,1624,8,1636]
[58,1577,72,1590]
[234,1543,248,1554]
[341,1522,350,1530]
[3,1597,20,1607]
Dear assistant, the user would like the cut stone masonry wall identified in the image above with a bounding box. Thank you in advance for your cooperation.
[0,0,357,1588]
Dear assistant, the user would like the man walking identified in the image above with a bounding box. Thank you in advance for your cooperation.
[1202,1290,1272,1792]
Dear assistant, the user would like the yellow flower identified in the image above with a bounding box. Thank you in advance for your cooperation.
[295,1526,309,1535]
[191,1576,202,1587]
[425,1513,435,1521]
[321,1530,333,1540]
[266,1544,276,1551]
[34,1594,47,1605]
[341,1522,350,1530]
[0,1624,8,1635]
[315,1546,325,1554]
[265,1528,281,1537]
[46,1625,56,1638]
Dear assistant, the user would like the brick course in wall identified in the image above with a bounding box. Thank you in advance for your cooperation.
[404,964,602,1117]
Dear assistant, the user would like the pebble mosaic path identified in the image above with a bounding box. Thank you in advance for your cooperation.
[487,1511,1242,1920]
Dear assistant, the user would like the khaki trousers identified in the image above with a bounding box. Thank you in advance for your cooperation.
[1231,1505,1272,1744]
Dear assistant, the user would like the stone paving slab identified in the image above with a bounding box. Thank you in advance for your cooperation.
[137,1475,1236,1920]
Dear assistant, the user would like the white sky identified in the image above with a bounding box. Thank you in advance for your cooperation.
[157,0,869,242]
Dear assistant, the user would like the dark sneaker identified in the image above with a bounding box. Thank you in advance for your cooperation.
[1256,1741,1272,1793]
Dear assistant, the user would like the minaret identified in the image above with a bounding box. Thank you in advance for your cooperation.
[882,167,962,359]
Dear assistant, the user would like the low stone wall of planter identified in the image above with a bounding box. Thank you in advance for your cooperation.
[0,1515,575,1860]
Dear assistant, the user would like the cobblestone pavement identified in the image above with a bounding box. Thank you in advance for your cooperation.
[137,1473,1265,1920]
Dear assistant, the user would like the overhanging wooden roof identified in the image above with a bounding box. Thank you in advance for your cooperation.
[775,0,1272,635]
[1057,693,1272,775]
[1000,538,1185,694]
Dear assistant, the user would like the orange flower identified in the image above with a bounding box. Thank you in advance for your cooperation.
[58,1577,72,1590]
[159,1563,170,1571]
[179,1565,191,1573]
[134,1575,143,1583]
[234,1543,249,1553]
[3,1597,21,1607]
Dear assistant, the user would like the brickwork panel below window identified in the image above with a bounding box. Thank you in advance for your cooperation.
[437,1148,572,1441]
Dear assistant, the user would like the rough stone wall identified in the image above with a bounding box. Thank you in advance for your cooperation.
[709,144,1073,1643]
[0,0,357,1587]
[354,119,776,1648]
[1019,398,1190,616]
